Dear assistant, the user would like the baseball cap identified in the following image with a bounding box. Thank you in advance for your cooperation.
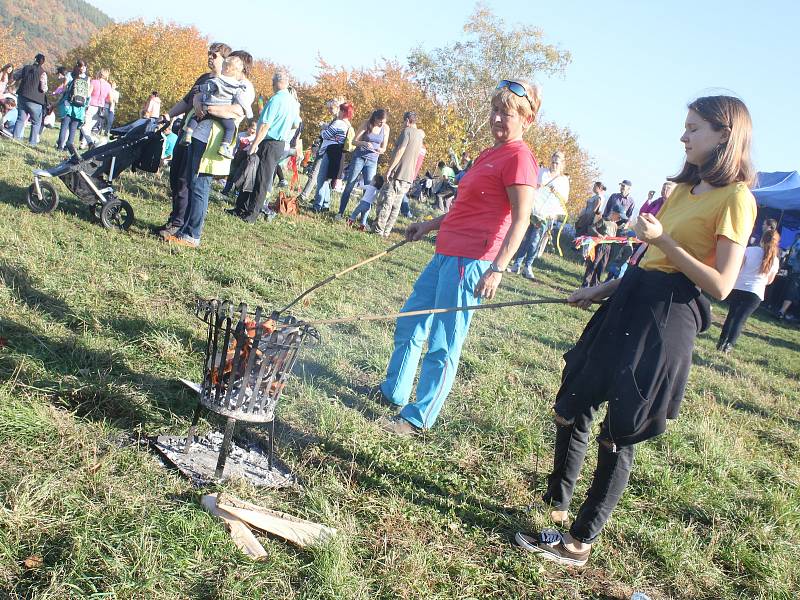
[620,179,632,186]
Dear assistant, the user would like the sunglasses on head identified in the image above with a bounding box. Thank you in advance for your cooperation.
[496,80,536,111]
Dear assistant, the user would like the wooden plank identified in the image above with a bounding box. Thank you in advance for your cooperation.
[201,494,268,560]
[217,494,337,548]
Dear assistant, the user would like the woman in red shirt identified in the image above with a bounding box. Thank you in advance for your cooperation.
[376,80,540,436]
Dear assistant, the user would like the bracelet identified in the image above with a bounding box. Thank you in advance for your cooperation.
[489,263,504,273]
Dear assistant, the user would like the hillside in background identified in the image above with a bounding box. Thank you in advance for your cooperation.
[0,0,111,66]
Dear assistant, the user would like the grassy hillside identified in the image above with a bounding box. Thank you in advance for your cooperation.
[0,0,111,65]
[0,130,799,599]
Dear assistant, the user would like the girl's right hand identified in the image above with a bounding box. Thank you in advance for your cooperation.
[566,285,608,309]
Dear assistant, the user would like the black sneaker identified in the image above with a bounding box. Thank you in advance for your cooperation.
[514,531,591,567]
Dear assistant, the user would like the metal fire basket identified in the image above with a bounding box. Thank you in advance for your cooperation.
[184,299,319,479]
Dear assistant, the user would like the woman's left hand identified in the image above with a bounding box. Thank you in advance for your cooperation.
[474,270,503,300]
[633,213,664,245]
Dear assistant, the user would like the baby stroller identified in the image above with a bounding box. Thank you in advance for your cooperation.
[26,118,168,230]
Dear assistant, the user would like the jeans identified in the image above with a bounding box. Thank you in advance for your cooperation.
[718,289,761,348]
[176,139,210,241]
[312,151,333,210]
[103,109,115,135]
[380,254,487,429]
[81,105,101,145]
[373,179,411,235]
[349,200,372,226]
[513,222,546,268]
[57,114,81,149]
[337,154,377,215]
[13,96,42,145]
[300,151,323,199]
[543,409,635,543]
[234,138,284,221]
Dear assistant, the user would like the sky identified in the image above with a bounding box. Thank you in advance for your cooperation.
[91,0,800,207]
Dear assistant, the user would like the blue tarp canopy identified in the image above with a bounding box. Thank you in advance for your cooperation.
[752,171,800,211]
[752,171,800,248]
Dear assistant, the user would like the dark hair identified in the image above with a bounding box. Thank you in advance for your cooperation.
[671,95,755,188]
[34,53,45,64]
[368,108,386,129]
[1,63,11,71]
[594,181,607,192]
[403,110,417,124]
[71,60,87,79]
[227,50,253,77]
[151,91,159,97]
[372,174,385,189]
[209,42,232,58]
[763,218,778,231]
[759,229,780,275]
[56,66,66,76]
[339,102,354,120]
[437,160,446,168]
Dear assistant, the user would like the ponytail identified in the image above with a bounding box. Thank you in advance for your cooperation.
[759,229,780,275]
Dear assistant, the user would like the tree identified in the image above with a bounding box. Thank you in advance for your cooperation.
[408,3,571,151]
[62,20,210,123]
[297,60,464,173]
[0,24,27,68]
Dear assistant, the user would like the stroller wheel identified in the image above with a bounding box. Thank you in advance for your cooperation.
[27,181,59,214]
[100,199,134,231]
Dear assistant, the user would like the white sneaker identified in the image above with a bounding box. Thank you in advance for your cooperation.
[523,266,535,279]
[334,213,344,221]
[507,263,520,274]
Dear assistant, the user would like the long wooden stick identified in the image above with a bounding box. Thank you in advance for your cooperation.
[302,297,570,327]
[280,239,409,313]
[201,494,268,560]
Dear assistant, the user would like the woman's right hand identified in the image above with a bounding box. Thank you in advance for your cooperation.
[566,284,609,309]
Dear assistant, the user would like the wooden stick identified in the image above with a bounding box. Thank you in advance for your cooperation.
[201,494,268,560]
[280,239,408,313]
[302,297,570,327]
[217,494,337,548]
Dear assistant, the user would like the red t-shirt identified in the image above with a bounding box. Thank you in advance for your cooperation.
[435,140,538,261]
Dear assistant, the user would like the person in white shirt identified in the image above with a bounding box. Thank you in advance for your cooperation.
[717,229,781,352]
[508,150,570,278]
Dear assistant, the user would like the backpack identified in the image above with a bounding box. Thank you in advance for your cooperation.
[69,77,90,107]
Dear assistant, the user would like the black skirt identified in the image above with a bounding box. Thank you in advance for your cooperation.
[554,266,711,447]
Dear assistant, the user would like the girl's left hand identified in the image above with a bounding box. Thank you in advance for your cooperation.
[633,213,664,244]
[474,270,502,300]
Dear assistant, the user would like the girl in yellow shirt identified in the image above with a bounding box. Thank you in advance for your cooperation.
[515,95,757,566]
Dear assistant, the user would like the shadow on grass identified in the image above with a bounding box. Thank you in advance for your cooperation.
[1,263,201,429]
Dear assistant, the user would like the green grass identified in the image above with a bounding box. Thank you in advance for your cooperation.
[1,130,798,599]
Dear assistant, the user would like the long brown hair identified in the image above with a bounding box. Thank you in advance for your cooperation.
[671,95,755,188]
[759,229,780,275]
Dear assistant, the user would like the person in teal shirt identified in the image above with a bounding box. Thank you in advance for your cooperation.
[232,70,300,222]
[56,60,90,151]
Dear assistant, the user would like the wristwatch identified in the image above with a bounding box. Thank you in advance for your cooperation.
[489,263,504,273]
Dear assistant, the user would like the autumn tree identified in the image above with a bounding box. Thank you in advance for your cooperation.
[408,4,571,151]
[297,60,464,173]
[62,20,210,123]
[0,24,27,68]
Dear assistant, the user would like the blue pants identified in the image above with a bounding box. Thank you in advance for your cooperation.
[312,152,332,210]
[13,96,42,145]
[177,139,211,242]
[338,154,377,215]
[57,114,81,149]
[380,254,487,429]
[513,222,546,268]
[349,200,372,226]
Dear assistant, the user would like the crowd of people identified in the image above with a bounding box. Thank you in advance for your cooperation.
[4,44,799,571]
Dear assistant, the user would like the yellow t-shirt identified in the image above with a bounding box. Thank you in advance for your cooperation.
[639,182,757,273]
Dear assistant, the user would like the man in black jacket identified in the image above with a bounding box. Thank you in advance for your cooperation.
[13,53,47,145]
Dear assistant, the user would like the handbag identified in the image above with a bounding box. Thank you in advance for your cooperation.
[275,191,298,215]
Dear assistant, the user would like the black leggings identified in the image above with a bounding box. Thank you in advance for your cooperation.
[719,289,761,348]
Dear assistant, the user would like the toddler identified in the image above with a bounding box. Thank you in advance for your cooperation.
[348,174,384,230]
[182,54,253,159]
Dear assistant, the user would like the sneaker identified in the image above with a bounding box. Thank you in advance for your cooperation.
[277,179,289,188]
[218,143,235,159]
[507,263,521,274]
[158,225,180,239]
[376,415,421,437]
[523,266,535,279]
[334,213,344,222]
[167,234,200,248]
[514,531,591,567]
